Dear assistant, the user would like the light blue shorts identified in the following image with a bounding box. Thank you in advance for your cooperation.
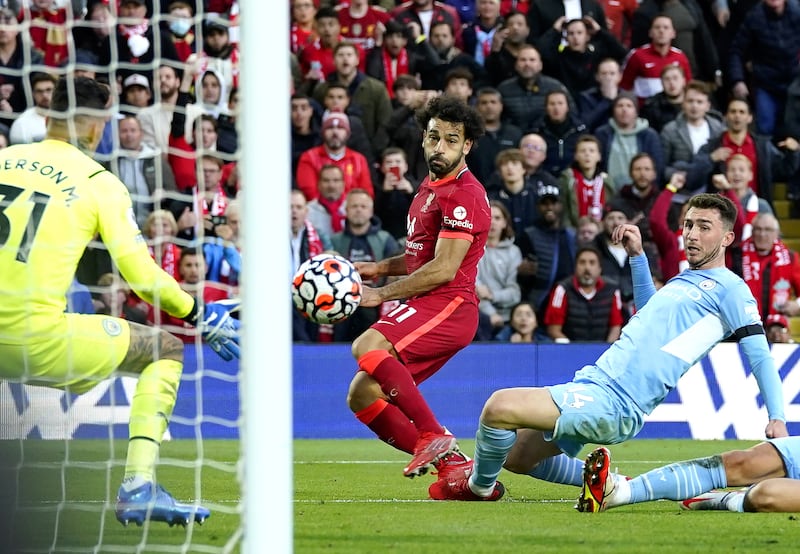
[767,437,800,480]
[546,370,645,457]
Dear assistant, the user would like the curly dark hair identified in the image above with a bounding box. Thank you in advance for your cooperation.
[414,95,484,142]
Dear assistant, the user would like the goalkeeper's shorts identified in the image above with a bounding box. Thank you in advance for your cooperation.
[0,313,130,394]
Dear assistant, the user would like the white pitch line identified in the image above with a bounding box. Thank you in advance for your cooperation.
[294,460,676,465]
[293,498,577,504]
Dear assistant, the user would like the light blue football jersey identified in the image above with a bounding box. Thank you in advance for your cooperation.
[577,267,783,418]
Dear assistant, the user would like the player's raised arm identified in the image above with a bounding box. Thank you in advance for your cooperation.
[613,223,656,309]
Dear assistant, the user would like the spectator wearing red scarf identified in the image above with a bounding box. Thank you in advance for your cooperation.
[741,213,800,321]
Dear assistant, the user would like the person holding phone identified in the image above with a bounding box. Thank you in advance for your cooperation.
[375,147,418,241]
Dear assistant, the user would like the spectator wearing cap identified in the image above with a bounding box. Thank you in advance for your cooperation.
[516,183,577,317]
[741,213,800,322]
[296,111,374,201]
[313,42,391,151]
[595,91,663,191]
[21,0,69,68]
[98,0,180,86]
[321,82,374,165]
[9,72,54,145]
[165,0,196,62]
[544,245,623,343]
[121,73,152,114]
[200,15,239,92]
[0,7,44,127]
[765,314,795,344]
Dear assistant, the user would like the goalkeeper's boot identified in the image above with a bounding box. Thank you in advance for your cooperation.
[680,490,743,511]
[403,432,457,478]
[429,476,505,501]
[429,447,473,491]
[115,482,210,527]
[576,447,620,513]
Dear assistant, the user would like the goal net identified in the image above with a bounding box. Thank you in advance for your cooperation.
[0,1,267,551]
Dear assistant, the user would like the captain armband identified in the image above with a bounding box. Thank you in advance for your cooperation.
[732,324,765,342]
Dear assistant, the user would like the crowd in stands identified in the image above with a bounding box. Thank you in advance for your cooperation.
[290,0,800,345]
[1,0,241,343]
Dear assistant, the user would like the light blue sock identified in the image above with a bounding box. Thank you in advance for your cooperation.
[629,455,727,503]
[472,422,516,489]
[528,454,584,486]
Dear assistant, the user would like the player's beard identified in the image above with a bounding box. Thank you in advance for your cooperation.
[688,243,722,270]
[427,153,462,179]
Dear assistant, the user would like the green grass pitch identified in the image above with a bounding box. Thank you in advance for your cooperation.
[2,439,800,552]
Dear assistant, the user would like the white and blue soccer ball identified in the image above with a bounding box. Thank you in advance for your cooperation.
[292,253,362,324]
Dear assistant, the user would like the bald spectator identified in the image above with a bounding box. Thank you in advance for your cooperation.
[741,213,800,322]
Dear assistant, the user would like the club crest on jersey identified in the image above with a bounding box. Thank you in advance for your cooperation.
[699,279,716,291]
[421,192,435,213]
[102,318,122,336]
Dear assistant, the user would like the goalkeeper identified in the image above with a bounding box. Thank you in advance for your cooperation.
[0,76,240,527]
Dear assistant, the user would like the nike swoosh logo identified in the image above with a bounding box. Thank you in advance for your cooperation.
[375,321,395,326]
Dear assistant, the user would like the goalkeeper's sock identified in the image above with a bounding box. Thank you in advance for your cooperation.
[123,359,183,483]
[629,455,727,503]
[358,350,443,435]
[355,398,417,454]
[471,422,516,489]
[527,453,584,486]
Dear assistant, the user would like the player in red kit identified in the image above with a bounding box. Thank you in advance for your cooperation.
[348,96,490,496]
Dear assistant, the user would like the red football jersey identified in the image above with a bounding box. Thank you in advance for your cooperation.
[404,166,490,302]
[337,6,390,52]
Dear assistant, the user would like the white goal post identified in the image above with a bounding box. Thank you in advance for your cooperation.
[239,1,292,552]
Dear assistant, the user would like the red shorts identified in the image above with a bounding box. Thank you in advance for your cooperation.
[371,294,477,384]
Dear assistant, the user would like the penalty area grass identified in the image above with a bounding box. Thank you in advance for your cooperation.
[294,439,800,553]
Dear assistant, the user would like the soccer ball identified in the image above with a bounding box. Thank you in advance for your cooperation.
[292,253,362,324]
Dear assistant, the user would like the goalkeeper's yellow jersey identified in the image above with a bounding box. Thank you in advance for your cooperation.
[0,139,193,342]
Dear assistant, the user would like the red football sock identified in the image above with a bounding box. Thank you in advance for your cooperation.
[358,350,443,435]
[354,399,417,454]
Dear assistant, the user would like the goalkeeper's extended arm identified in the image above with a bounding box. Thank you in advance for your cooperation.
[116,252,241,361]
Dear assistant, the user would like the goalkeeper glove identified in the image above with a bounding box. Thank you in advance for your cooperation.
[185,299,241,361]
